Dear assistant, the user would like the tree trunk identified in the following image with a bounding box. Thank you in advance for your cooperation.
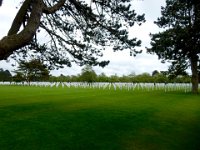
[190,56,199,94]
[0,0,3,6]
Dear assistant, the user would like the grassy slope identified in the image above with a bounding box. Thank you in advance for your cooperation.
[0,85,200,150]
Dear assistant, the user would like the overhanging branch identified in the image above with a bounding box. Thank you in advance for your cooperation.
[7,0,32,36]
[43,0,66,14]
[0,0,3,6]
[0,0,43,60]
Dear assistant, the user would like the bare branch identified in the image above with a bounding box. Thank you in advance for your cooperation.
[0,0,3,6]
[43,0,66,14]
[0,0,43,59]
[8,0,32,36]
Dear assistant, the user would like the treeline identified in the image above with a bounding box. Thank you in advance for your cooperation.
[0,65,192,83]
[49,66,192,83]
[49,72,191,83]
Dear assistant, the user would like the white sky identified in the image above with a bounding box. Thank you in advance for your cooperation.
[0,0,169,76]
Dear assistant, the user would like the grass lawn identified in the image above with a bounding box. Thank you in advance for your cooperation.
[0,85,200,150]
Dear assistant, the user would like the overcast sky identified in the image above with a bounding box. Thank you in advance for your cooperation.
[0,0,169,76]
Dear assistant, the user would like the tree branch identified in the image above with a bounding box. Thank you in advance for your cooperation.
[0,0,3,6]
[43,0,66,14]
[0,0,43,60]
[7,0,32,36]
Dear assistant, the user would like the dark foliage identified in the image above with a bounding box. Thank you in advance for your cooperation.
[2,0,145,69]
[0,68,12,81]
[0,0,2,6]
[147,0,200,93]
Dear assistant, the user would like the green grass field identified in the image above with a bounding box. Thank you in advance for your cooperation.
[0,85,200,150]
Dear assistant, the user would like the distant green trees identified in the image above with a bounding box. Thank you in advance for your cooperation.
[12,72,24,82]
[0,66,191,83]
[96,73,109,82]
[49,69,191,83]
[13,59,50,82]
[79,65,97,83]
[0,68,12,81]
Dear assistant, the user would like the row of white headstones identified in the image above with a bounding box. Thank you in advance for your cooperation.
[0,81,196,92]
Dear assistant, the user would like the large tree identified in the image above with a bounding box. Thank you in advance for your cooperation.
[14,59,50,82]
[0,0,145,69]
[147,0,200,93]
[80,65,97,83]
[0,68,12,81]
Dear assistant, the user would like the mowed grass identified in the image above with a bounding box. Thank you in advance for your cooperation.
[0,85,200,150]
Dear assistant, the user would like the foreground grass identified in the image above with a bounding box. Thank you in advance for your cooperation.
[0,85,200,150]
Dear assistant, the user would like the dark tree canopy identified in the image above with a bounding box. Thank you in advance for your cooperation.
[0,0,145,69]
[147,0,200,93]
